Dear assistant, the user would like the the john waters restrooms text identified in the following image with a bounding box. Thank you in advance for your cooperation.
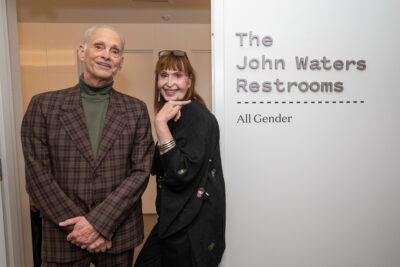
[235,31,366,94]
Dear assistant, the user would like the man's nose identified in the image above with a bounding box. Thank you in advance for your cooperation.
[101,49,111,60]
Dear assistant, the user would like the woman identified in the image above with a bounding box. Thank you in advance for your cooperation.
[135,50,225,267]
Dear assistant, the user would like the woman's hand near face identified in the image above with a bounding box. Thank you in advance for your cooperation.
[155,100,191,152]
[155,100,191,124]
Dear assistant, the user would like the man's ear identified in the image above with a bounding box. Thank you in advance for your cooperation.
[78,45,85,62]
[118,56,124,70]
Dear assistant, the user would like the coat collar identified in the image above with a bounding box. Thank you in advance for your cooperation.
[60,84,127,170]
[61,84,126,113]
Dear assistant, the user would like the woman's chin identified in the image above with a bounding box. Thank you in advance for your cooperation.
[163,95,184,102]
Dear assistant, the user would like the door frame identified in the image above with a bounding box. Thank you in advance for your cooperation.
[0,0,29,266]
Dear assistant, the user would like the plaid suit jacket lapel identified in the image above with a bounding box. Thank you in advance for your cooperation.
[60,85,96,169]
[94,89,127,170]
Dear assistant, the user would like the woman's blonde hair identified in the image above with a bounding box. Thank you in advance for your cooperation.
[153,52,206,113]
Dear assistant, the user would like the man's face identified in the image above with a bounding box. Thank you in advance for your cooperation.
[78,28,124,86]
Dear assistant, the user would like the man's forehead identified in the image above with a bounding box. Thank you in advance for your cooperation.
[88,28,123,47]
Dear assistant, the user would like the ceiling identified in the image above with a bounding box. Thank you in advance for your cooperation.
[17,0,211,24]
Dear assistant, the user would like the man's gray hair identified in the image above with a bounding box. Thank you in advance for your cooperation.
[83,25,126,54]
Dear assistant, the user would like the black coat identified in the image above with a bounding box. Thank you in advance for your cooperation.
[153,99,226,266]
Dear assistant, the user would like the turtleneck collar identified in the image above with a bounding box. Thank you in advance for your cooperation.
[79,73,113,98]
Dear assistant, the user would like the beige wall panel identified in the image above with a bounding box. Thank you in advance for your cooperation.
[114,51,157,214]
[141,176,157,214]
[186,24,211,49]
[19,48,47,69]
[17,23,47,51]
[190,51,212,110]
[154,24,191,51]
[45,24,90,74]
[114,52,155,106]
[18,24,47,70]
[45,23,83,49]
[46,72,77,91]
[20,67,47,111]
[116,24,156,50]
[46,49,76,73]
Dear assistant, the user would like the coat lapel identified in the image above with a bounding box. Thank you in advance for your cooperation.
[60,85,96,169]
[94,89,127,169]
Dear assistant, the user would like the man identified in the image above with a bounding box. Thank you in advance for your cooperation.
[21,25,154,266]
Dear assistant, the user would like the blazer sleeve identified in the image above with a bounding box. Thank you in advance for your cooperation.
[85,102,154,240]
[21,95,86,233]
[159,113,211,191]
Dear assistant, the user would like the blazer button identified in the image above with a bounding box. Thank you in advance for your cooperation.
[93,173,99,179]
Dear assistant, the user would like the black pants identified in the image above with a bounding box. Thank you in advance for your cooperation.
[135,223,196,267]
[30,210,42,267]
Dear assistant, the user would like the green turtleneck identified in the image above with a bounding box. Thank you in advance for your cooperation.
[79,74,112,159]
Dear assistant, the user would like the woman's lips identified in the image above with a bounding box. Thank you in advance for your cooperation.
[163,88,178,96]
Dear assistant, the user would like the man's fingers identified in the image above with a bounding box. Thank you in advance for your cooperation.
[97,242,107,253]
[70,239,80,246]
[88,237,105,249]
[59,216,81,227]
[106,240,112,249]
[87,238,112,253]
[88,240,100,250]
[100,244,107,253]
[66,232,75,241]
[86,237,109,253]
[67,232,86,245]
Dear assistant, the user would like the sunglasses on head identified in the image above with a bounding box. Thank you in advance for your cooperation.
[158,50,186,57]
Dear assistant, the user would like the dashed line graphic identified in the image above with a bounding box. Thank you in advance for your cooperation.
[237,100,365,104]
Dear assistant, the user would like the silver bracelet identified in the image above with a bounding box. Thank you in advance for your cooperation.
[157,139,176,152]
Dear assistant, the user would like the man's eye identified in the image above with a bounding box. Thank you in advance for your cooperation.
[95,45,102,49]
[111,49,120,55]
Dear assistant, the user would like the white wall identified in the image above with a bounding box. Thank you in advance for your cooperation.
[213,0,400,266]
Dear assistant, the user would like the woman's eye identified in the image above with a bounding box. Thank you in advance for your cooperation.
[160,73,168,78]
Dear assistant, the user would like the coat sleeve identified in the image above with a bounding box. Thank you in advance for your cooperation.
[85,102,154,240]
[159,113,211,191]
[21,95,86,233]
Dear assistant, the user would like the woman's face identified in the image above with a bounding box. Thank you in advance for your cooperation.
[157,69,192,102]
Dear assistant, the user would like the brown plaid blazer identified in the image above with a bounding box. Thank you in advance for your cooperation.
[21,84,154,263]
